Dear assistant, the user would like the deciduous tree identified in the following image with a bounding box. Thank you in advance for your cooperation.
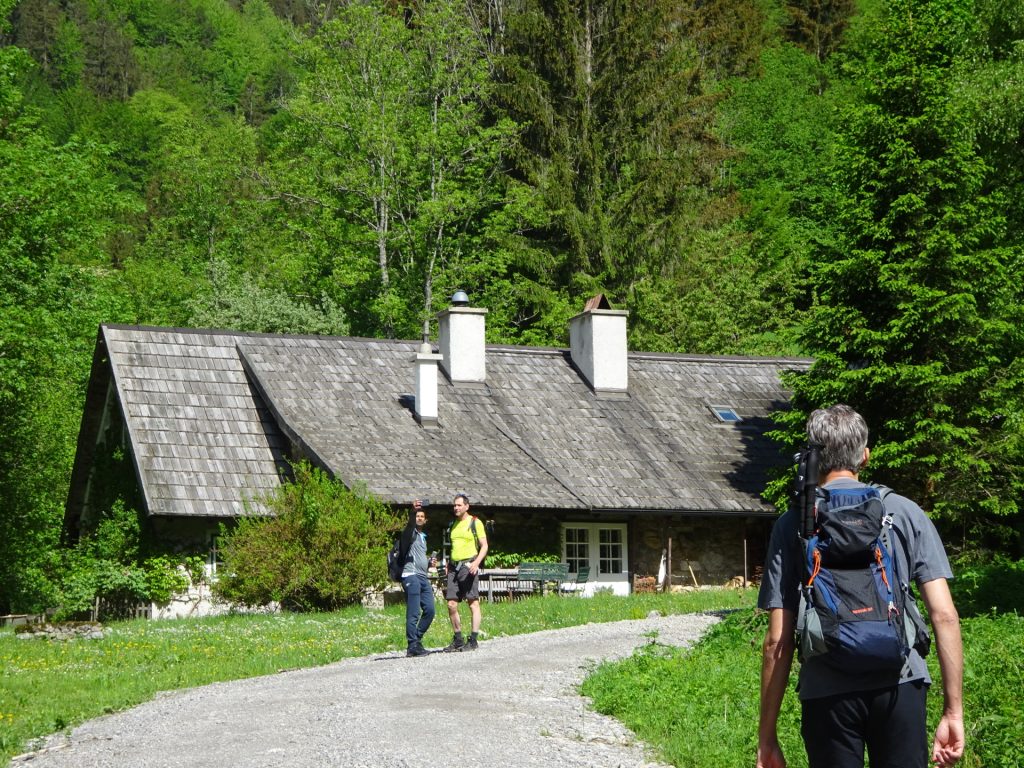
[273,0,524,340]
[0,3,140,611]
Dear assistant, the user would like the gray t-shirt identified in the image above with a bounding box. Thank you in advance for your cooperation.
[402,530,429,578]
[757,478,953,700]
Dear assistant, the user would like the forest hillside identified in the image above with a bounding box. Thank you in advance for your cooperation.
[1,0,1022,613]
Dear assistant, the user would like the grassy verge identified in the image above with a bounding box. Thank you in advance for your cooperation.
[0,588,753,764]
[582,609,1024,768]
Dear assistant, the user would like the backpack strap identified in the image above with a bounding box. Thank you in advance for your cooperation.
[873,485,901,568]
[872,484,933,657]
[873,486,903,556]
[470,516,481,553]
[872,484,921,599]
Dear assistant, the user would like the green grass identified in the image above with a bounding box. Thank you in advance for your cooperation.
[0,588,753,765]
[582,609,1024,768]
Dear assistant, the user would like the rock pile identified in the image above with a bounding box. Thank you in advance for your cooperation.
[14,622,106,641]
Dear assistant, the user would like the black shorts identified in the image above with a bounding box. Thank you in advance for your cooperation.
[801,681,929,768]
[445,563,480,602]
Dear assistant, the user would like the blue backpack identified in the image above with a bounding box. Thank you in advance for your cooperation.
[797,485,928,672]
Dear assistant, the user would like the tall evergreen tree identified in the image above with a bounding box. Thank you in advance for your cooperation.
[783,0,856,62]
[716,43,841,355]
[484,0,775,350]
[778,0,1024,548]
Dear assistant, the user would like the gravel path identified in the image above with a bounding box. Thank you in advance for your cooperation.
[18,613,719,768]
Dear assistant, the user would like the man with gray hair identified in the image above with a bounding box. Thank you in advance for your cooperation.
[756,404,964,768]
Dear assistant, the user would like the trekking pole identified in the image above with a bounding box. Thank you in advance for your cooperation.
[795,445,821,539]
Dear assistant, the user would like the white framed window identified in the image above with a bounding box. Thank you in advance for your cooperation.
[561,523,629,594]
[598,527,624,574]
[207,534,224,579]
[565,526,590,573]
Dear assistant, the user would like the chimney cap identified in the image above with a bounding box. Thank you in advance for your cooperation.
[585,293,613,311]
[451,290,470,307]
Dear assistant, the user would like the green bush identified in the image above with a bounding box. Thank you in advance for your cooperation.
[485,550,560,568]
[54,551,190,619]
[53,501,192,618]
[949,554,1024,617]
[213,463,401,610]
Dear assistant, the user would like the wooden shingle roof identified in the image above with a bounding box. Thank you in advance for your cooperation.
[66,324,810,529]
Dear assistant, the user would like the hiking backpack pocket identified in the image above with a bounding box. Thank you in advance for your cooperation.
[800,555,908,672]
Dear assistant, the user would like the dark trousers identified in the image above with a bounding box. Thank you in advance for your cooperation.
[801,681,929,768]
[402,573,435,646]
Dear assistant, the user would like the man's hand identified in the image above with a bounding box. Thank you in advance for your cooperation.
[932,712,965,767]
[755,737,786,768]
[412,498,423,511]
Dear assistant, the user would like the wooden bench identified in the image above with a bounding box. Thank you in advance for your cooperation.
[477,569,531,602]
[516,562,570,596]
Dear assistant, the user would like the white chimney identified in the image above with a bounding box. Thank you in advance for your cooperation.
[414,342,443,427]
[569,295,629,392]
[437,291,487,384]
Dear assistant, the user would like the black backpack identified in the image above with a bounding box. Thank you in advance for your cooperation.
[796,484,930,672]
[386,535,404,582]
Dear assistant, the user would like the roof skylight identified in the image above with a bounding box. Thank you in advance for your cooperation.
[710,405,743,423]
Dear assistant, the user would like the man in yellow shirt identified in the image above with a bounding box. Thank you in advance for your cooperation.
[443,493,488,651]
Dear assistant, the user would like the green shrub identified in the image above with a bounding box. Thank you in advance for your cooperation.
[485,550,560,568]
[949,554,1024,617]
[213,463,401,610]
[53,551,190,619]
[52,501,193,618]
[88,498,141,562]
[143,555,192,605]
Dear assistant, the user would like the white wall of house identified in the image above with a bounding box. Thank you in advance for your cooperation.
[151,577,230,620]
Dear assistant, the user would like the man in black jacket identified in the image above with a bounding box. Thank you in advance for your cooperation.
[399,499,436,656]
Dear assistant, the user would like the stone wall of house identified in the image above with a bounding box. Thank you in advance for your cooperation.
[142,509,775,613]
[629,515,774,587]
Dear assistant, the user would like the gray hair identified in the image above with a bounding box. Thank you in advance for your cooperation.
[806,404,869,475]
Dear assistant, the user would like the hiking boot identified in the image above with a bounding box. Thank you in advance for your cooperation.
[442,638,465,653]
[406,644,429,657]
[465,637,479,651]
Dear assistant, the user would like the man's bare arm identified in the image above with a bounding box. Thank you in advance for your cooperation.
[757,608,795,768]
[920,578,964,767]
